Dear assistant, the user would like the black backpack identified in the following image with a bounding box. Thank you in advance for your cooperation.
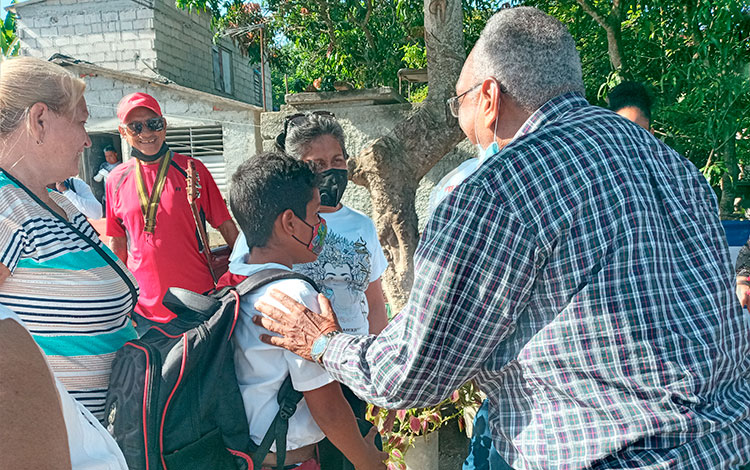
[104,269,318,470]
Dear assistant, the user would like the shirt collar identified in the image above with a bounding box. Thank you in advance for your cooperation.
[512,92,589,141]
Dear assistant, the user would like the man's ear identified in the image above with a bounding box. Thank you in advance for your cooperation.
[118,125,126,138]
[478,78,501,130]
[27,102,48,143]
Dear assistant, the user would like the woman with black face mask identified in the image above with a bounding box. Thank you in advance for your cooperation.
[228,111,389,469]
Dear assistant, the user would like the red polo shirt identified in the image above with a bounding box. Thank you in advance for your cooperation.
[106,152,231,322]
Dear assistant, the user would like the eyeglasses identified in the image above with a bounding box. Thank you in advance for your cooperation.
[122,117,165,135]
[446,84,482,118]
[276,111,336,151]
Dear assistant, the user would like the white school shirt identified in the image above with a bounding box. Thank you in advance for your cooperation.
[0,304,128,470]
[230,205,388,335]
[231,262,334,451]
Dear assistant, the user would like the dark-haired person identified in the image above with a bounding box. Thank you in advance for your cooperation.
[607,81,652,130]
[228,151,386,470]
[228,112,389,468]
[106,92,239,333]
[251,7,750,468]
[231,113,388,337]
[94,144,121,186]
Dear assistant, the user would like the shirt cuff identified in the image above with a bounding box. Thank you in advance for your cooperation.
[321,332,356,375]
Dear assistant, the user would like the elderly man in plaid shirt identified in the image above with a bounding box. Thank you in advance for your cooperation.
[253,7,750,469]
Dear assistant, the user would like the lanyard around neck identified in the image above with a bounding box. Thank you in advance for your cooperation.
[135,150,173,234]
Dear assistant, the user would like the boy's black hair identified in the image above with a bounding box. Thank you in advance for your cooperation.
[607,81,652,120]
[230,151,318,251]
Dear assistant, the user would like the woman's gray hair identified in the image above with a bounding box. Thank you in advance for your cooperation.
[284,113,348,160]
[472,7,585,113]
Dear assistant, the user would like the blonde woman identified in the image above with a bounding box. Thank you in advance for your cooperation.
[0,57,138,422]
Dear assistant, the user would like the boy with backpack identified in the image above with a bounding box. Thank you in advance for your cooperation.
[228,152,387,470]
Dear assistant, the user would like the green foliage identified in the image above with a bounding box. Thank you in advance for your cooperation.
[523,0,750,190]
[0,11,19,59]
[176,1,506,108]
[368,382,484,469]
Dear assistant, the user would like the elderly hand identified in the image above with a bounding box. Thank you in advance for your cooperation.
[55,181,68,193]
[253,290,341,362]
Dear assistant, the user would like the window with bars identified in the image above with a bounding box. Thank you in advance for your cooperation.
[165,126,228,195]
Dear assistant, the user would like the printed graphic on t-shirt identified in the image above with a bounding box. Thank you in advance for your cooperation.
[296,231,372,335]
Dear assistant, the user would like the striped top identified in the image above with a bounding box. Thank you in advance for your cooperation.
[0,170,138,421]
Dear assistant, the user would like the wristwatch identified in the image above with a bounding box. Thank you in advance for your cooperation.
[311,330,342,364]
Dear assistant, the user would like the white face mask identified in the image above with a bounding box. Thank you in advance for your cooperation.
[473,83,500,162]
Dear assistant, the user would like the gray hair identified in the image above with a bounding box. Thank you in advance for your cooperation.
[472,7,584,113]
[284,113,348,160]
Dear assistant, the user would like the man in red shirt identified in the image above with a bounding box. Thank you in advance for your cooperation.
[106,93,238,332]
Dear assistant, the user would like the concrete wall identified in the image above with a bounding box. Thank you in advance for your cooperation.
[151,0,271,107]
[14,0,271,108]
[261,97,474,231]
[15,0,157,76]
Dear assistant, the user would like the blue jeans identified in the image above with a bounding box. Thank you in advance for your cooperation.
[463,400,512,470]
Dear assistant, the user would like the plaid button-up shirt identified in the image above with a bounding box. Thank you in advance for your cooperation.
[324,93,750,469]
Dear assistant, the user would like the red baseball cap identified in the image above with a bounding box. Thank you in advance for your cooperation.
[117,92,163,123]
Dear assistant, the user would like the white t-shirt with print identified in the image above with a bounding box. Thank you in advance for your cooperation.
[0,304,128,470]
[230,205,388,336]
[231,262,334,451]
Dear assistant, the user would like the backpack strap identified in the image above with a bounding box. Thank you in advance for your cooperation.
[234,268,320,297]
[237,268,319,470]
[250,375,303,470]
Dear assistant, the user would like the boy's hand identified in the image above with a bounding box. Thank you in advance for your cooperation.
[254,291,341,362]
[352,427,388,470]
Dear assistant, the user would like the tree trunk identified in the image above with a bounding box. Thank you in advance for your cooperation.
[604,15,625,73]
[576,0,626,75]
[349,0,466,312]
[719,134,738,218]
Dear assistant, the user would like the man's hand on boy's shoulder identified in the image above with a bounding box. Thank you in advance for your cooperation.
[254,289,341,362]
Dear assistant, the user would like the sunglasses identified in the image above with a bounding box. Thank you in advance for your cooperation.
[122,117,166,135]
[276,111,336,151]
[283,111,336,134]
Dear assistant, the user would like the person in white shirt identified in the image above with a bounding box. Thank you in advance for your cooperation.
[0,303,128,470]
[229,113,389,468]
[93,145,122,185]
[228,151,386,470]
[232,112,388,338]
[56,176,103,219]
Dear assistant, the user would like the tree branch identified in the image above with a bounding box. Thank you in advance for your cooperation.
[314,0,337,55]
[575,0,608,30]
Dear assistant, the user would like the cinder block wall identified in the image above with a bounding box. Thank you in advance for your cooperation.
[151,0,268,107]
[14,0,271,108]
[16,0,157,76]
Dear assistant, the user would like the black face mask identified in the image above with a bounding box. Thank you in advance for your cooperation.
[131,142,169,162]
[318,168,348,208]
